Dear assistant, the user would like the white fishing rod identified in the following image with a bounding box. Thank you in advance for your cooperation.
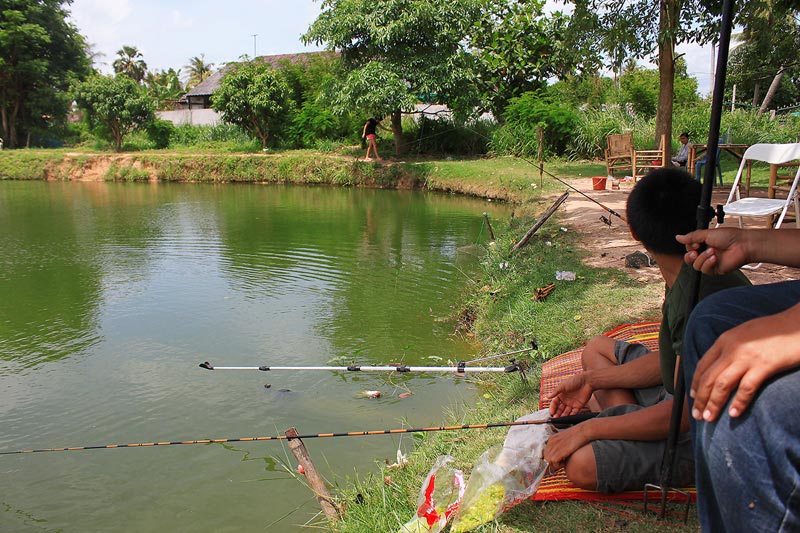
[199,344,536,381]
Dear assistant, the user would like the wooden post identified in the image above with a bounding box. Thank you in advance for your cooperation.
[482,212,495,241]
[285,427,339,522]
[511,191,569,253]
[537,126,545,188]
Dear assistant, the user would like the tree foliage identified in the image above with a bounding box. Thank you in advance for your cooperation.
[211,61,293,149]
[75,74,155,151]
[303,0,484,153]
[468,0,600,118]
[725,2,800,112]
[0,0,91,148]
[144,68,184,110]
[183,54,214,89]
[113,45,148,83]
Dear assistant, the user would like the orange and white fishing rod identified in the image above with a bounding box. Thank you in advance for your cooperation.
[0,413,597,456]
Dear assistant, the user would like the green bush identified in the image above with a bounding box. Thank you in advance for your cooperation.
[169,124,256,150]
[492,92,578,158]
[403,116,493,155]
[145,119,175,149]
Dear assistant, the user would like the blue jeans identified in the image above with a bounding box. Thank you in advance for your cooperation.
[683,281,800,532]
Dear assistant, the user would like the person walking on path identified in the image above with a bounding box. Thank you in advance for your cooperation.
[362,117,390,162]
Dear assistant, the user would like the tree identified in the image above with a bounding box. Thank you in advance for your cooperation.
[145,68,184,110]
[75,74,154,151]
[468,0,601,118]
[731,3,800,114]
[183,54,214,89]
[211,61,293,149]
[564,0,724,145]
[303,0,484,155]
[0,0,91,148]
[113,45,147,83]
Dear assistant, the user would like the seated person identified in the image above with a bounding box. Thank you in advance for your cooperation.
[678,228,800,532]
[542,168,751,493]
[671,132,691,167]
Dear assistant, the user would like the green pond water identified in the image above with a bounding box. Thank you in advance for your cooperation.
[0,181,509,532]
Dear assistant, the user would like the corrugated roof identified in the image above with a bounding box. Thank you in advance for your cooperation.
[183,51,337,98]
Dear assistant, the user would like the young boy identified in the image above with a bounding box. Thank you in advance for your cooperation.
[542,167,751,493]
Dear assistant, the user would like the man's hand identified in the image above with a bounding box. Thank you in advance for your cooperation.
[676,228,751,275]
[691,304,800,422]
[547,373,593,417]
[543,423,593,471]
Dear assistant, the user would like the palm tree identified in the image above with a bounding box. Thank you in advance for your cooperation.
[183,54,215,89]
[113,45,147,83]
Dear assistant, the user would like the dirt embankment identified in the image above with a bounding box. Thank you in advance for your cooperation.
[558,177,800,287]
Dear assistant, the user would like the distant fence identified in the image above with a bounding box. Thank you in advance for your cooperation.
[157,109,223,127]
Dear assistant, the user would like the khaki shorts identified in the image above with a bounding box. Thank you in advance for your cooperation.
[590,341,694,493]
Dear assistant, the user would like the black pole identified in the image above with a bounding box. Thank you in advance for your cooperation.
[658,0,737,511]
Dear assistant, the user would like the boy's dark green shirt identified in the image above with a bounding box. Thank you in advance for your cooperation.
[659,263,751,393]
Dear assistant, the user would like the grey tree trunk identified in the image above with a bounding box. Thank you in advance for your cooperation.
[758,67,786,116]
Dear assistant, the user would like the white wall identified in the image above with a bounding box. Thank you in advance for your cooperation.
[157,109,224,127]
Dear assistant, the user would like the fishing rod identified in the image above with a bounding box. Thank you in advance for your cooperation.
[199,344,537,375]
[0,412,597,456]
[459,124,627,224]
[200,361,520,374]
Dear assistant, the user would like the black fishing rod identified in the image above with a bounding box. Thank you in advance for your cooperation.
[649,0,736,521]
[0,413,597,456]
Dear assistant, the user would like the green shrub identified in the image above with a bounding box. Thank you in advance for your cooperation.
[491,92,578,158]
[403,116,493,155]
[146,119,175,149]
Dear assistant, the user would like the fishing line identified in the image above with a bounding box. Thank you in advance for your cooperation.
[0,413,596,456]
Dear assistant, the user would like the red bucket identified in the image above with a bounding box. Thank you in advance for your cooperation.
[592,176,607,190]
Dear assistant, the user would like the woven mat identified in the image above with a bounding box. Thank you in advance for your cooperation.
[532,322,696,502]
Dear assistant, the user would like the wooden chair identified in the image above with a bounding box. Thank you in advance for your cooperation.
[632,134,668,180]
[605,133,633,178]
[605,133,668,180]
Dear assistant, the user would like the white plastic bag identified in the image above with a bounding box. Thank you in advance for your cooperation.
[450,410,553,532]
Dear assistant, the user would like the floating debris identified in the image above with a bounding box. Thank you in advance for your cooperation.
[361,390,382,399]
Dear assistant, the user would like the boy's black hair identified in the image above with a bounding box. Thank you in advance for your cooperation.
[626,168,701,255]
[680,132,689,138]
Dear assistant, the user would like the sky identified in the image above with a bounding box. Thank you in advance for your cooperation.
[68,0,716,96]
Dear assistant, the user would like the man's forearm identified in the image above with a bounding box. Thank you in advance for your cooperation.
[747,229,800,267]
[586,351,663,391]
[582,399,689,441]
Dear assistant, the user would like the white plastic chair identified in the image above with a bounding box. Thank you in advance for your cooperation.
[720,143,800,229]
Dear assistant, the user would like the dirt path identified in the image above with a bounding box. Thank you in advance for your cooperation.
[558,177,800,286]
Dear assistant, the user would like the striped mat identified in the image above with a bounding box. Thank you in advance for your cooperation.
[532,322,696,502]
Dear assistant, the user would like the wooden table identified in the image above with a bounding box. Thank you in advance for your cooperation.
[687,143,750,189]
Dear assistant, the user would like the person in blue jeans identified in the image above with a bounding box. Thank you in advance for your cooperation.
[677,228,800,532]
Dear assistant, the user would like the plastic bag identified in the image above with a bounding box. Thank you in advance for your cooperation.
[396,455,465,533]
[450,410,553,532]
